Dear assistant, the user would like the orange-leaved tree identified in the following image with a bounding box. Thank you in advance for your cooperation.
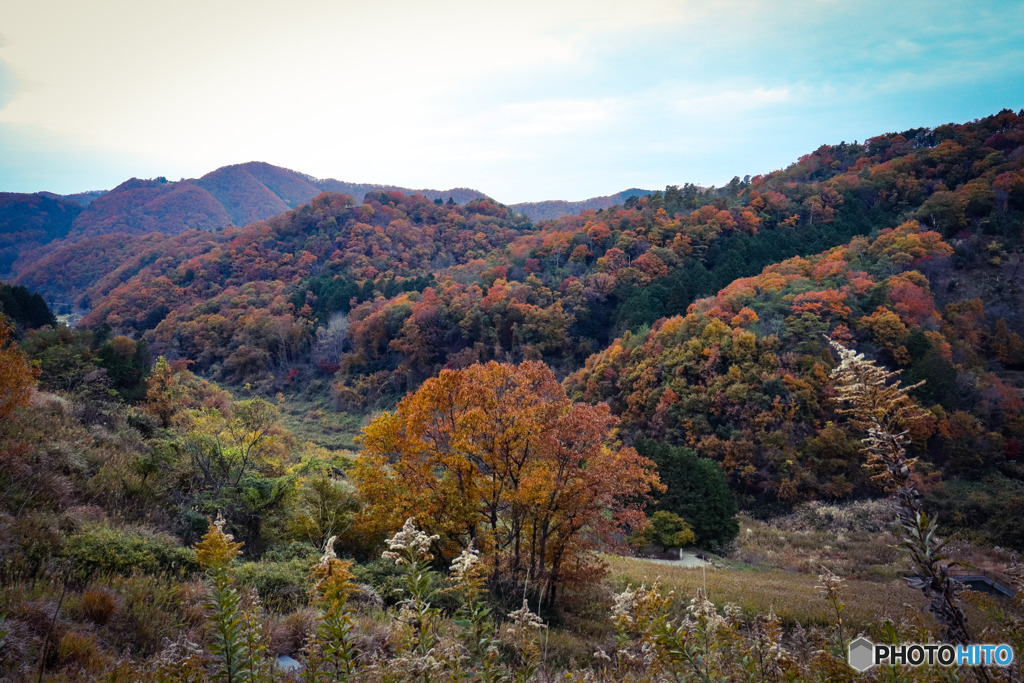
[0,316,38,419]
[351,360,661,607]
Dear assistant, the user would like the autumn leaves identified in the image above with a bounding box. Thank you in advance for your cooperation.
[351,360,662,606]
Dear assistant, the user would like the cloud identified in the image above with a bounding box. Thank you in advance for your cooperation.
[1,0,1022,200]
[672,87,794,117]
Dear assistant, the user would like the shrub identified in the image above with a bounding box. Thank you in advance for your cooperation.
[56,629,103,671]
[235,558,314,612]
[105,574,197,656]
[62,524,198,581]
[269,606,319,656]
[351,558,405,606]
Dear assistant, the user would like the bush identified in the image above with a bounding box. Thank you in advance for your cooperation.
[235,558,314,612]
[102,574,200,657]
[62,525,198,581]
[57,629,105,672]
[352,558,408,607]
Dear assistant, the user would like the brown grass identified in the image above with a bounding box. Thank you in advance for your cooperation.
[728,511,905,581]
[605,500,1024,640]
[605,554,932,633]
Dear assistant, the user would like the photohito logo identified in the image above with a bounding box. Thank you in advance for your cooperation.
[848,637,1014,672]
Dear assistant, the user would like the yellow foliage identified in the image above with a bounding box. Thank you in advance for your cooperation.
[194,514,243,571]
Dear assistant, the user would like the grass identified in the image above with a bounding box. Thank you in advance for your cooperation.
[277,393,367,451]
[605,498,1024,640]
[728,511,906,581]
[605,554,928,633]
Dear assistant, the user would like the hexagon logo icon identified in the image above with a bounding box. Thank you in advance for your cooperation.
[848,636,876,672]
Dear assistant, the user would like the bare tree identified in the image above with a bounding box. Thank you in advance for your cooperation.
[313,312,349,365]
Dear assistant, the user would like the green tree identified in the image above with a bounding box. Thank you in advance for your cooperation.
[184,399,292,550]
[637,440,739,550]
[638,510,696,552]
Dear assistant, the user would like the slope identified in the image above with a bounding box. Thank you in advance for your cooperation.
[510,187,654,221]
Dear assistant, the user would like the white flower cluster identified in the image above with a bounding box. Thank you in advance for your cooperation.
[816,565,844,594]
[610,585,637,625]
[507,598,546,630]
[382,517,440,565]
[213,511,234,540]
[448,543,480,584]
[687,588,725,630]
[318,535,338,566]
[723,601,743,625]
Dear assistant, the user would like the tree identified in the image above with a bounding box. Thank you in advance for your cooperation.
[351,360,661,607]
[829,339,971,645]
[636,511,696,552]
[183,398,291,550]
[0,283,56,329]
[636,440,738,549]
[0,316,38,419]
[145,356,188,428]
[287,474,360,549]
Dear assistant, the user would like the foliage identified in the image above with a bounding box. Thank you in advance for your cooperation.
[5,108,1024,680]
[195,514,265,682]
[286,473,360,551]
[0,191,81,276]
[305,540,361,680]
[352,360,662,606]
[20,322,150,401]
[0,316,38,419]
[0,281,55,329]
[63,524,198,581]
[636,440,738,549]
[567,219,1022,520]
[635,511,696,552]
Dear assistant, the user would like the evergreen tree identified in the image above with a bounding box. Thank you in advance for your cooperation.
[636,440,739,550]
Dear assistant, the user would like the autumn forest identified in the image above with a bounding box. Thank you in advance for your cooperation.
[3,110,1024,681]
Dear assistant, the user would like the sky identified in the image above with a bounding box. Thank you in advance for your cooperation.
[1,0,1023,204]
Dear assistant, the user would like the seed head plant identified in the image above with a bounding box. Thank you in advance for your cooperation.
[194,513,262,683]
[829,339,971,645]
[305,536,361,681]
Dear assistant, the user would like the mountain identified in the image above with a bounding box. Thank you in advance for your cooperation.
[0,192,83,275]
[60,162,493,239]
[1,159,656,280]
[61,111,1024,397]
[0,162,491,278]
[9,109,1024,554]
[46,111,1024,540]
[510,188,654,221]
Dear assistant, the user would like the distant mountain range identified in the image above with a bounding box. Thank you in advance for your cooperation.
[510,188,653,221]
[0,161,650,277]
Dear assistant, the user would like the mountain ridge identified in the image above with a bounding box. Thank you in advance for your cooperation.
[0,162,496,278]
[2,160,655,281]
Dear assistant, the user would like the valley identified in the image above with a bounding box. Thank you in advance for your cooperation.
[2,109,1024,680]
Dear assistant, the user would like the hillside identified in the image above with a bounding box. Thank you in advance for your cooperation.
[4,110,1024,682]
[1,162,492,279]
[68,112,1024,399]
[3,160,654,287]
[0,192,82,276]
[44,110,1023,542]
[509,188,654,221]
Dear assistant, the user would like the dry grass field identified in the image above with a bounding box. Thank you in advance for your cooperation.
[603,499,1024,639]
[606,555,930,632]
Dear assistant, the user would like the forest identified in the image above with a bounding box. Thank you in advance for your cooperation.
[2,109,1024,680]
